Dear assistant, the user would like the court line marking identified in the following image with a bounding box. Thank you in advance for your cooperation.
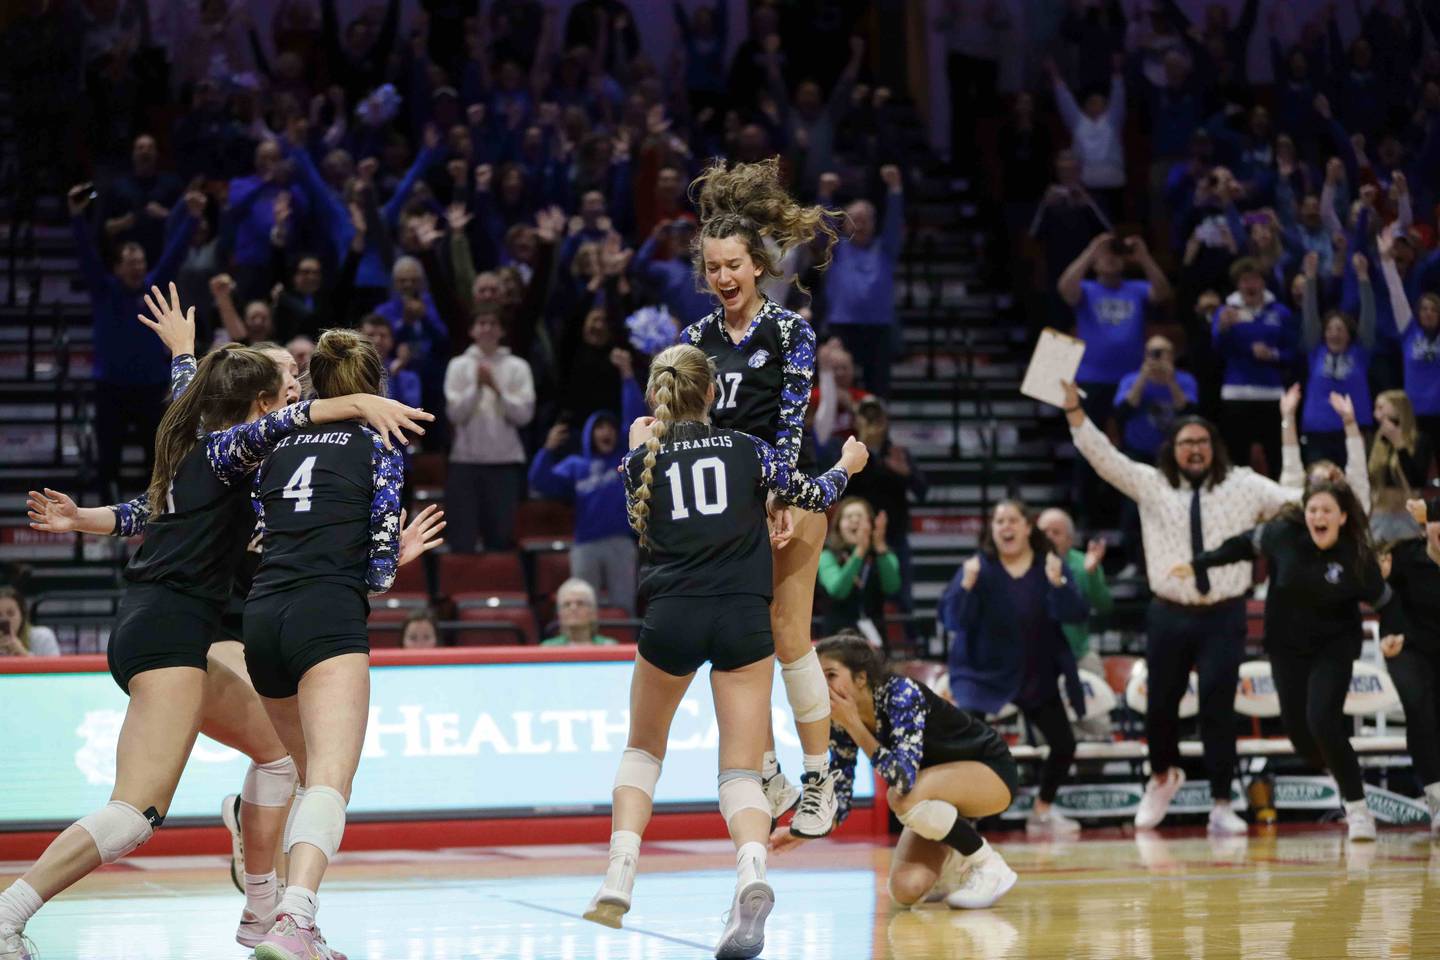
[1011,863,1430,888]
[504,897,714,953]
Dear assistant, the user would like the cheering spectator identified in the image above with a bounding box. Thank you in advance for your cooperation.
[70,183,199,498]
[820,165,904,396]
[444,305,536,552]
[941,500,1087,835]
[1212,257,1297,477]
[226,141,309,302]
[100,134,183,264]
[0,587,60,657]
[1380,230,1440,454]
[541,579,619,647]
[631,218,712,325]
[361,314,422,408]
[1047,56,1126,219]
[1369,391,1435,541]
[1300,253,1375,467]
[817,498,901,644]
[401,609,441,649]
[1035,508,1112,683]
[527,374,645,615]
[211,274,276,346]
[764,33,866,193]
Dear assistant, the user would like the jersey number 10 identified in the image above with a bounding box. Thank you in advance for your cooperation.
[282,456,318,513]
[665,456,728,519]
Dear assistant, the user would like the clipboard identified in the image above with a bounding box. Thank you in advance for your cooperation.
[1020,328,1086,408]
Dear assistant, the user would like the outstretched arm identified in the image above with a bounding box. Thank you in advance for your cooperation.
[750,433,859,512]
[364,436,405,595]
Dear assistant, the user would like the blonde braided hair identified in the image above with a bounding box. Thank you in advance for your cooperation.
[629,344,715,547]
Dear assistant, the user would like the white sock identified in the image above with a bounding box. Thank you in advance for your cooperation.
[761,752,779,780]
[244,871,278,916]
[1344,798,1369,815]
[802,753,828,777]
[736,841,767,886]
[609,830,641,860]
[965,839,993,864]
[0,879,42,930]
[277,885,318,926]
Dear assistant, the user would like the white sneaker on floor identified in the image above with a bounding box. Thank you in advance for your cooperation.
[921,849,972,903]
[1424,785,1440,839]
[582,852,637,929]
[714,878,773,959]
[221,793,244,894]
[788,771,838,838]
[1345,800,1377,842]
[0,925,35,960]
[1134,768,1186,830]
[944,846,1017,910]
[1207,805,1249,836]
[762,769,800,823]
[1026,808,1081,836]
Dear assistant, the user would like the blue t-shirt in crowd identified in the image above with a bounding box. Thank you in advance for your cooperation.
[1302,344,1374,433]
[1114,369,1198,457]
[1404,324,1440,416]
[1211,293,1297,398]
[1075,279,1151,385]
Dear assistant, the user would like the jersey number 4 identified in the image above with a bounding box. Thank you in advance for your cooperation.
[281,456,318,513]
[715,372,742,410]
[665,457,728,519]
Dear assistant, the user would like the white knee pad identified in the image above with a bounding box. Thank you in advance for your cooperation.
[242,756,298,807]
[781,648,830,724]
[282,785,305,853]
[287,785,347,861]
[717,770,768,823]
[896,799,959,842]
[613,748,662,799]
[76,800,157,864]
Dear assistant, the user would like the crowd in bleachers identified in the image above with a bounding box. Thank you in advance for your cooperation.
[1,0,918,648]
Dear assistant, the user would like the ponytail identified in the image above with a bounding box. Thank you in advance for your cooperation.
[148,344,281,516]
[310,328,383,399]
[628,344,715,547]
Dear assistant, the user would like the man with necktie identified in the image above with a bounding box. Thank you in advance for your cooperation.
[1057,381,1303,833]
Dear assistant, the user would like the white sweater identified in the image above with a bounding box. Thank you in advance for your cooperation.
[1054,74,1126,190]
[444,346,535,465]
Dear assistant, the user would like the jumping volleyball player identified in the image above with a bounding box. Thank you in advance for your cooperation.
[1,297,431,960]
[774,635,1021,910]
[24,292,310,936]
[584,344,868,958]
[680,157,843,836]
[244,329,446,960]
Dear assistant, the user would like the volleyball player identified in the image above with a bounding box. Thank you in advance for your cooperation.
[583,344,867,959]
[1377,499,1440,836]
[680,157,843,836]
[774,634,1020,909]
[1,313,430,960]
[245,329,446,960]
[1172,481,1390,841]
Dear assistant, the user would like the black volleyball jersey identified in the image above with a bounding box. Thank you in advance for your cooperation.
[249,421,404,600]
[622,421,848,602]
[681,299,817,474]
[123,399,318,602]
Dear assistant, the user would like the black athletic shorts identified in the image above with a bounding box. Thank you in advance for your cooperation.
[638,594,773,677]
[243,583,370,698]
[921,740,1021,802]
[107,583,224,693]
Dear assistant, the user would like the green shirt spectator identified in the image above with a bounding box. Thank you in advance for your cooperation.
[818,498,903,637]
[1037,508,1113,661]
[540,577,621,647]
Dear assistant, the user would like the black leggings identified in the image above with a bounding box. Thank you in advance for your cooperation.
[1388,644,1440,788]
[1023,696,1076,804]
[1269,639,1364,802]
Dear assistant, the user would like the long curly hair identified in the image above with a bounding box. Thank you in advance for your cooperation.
[688,157,839,289]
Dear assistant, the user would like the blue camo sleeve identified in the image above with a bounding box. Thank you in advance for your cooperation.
[204,400,315,485]
[774,308,816,473]
[872,677,925,797]
[679,316,707,346]
[171,354,197,397]
[110,495,151,537]
[747,434,847,512]
[250,468,266,542]
[620,447,643,535]
[365,430,404,595]
[830,726,860,826]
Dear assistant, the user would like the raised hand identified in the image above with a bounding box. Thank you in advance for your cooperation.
[397,505,447,567]
[139,282,196,358]
[879,164,902,192]
[209,273,236,300]
[446,203,473,232]
[1328,392,1356,427]
[1379,634,1404,658]
[1045,551,1066,586]
[26,488,80,533]
[961,555,981,591]
[1085,537,1107,574]
[350,395,435,449]
[1280,383,1301,420]
[544,423,570,450]
[839,435,869,474]
[474,163,493,192]
[609,347,634,380]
